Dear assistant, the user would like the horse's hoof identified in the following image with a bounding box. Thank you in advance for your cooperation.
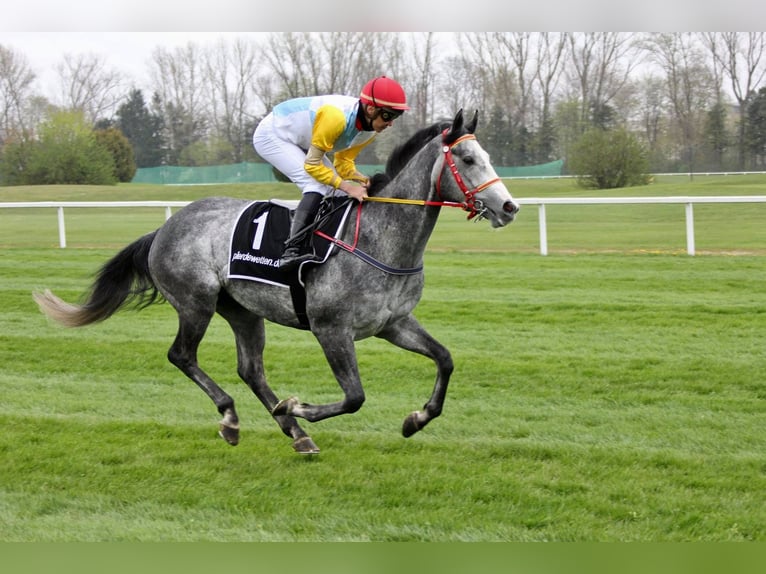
[293,436,320,454]
[218,424,240,446]
[272,396,298,416]
[402,412,423,437]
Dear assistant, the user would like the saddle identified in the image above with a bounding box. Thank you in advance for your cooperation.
[227,198,353,328]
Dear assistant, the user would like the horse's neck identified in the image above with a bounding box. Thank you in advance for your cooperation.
[359,148,441,265]
[381,142,439,202]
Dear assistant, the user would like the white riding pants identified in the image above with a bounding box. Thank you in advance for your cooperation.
[252,114,337,197]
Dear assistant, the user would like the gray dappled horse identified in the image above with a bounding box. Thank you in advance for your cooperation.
[34,110,520,454]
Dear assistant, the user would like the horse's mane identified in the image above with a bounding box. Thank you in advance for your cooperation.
[384,121,453,177]
[367,120,454,195]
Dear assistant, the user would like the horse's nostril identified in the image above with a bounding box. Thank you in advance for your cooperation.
[503,201,519,214]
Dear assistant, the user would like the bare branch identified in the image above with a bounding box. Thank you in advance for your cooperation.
[55,53,124,124]
[0,43,37,138]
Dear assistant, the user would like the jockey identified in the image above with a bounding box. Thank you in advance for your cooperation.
[252,75,409,270]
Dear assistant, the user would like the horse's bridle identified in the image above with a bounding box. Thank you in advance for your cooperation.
[435,129,501,220]
[314,131,502,274]
[364,130,502,220]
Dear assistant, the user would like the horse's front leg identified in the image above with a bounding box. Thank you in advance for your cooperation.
[272,328,365,422]
[376,314,453,437]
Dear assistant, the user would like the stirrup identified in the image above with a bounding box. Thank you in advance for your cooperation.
[279,248,319,270]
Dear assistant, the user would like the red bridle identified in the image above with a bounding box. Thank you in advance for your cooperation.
[314,130,504,273]
[435,130,502,220]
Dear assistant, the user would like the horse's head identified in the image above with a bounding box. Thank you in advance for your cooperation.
[435,109,520,228]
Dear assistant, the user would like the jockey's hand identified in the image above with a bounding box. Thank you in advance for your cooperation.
[340,180,368,202]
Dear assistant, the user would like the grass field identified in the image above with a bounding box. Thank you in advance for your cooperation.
[0,178,765,542]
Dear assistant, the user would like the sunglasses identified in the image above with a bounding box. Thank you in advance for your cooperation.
[378,108,403,122]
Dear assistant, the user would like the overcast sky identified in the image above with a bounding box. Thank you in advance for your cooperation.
[5,0,766,33]
[3,1,766,99]
[1,32,268,97]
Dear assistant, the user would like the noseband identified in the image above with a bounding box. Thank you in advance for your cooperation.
[435,129,501,220]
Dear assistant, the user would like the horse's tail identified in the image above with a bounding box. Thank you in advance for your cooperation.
[33,230,162,328]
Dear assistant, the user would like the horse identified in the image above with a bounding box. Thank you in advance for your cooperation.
[33,109,520,454]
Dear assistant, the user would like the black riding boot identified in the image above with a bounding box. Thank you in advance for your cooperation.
[279,192,323,270]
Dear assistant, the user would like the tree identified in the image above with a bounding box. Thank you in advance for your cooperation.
[644,33,718,173]
[150,42,209,165]
[407,32,440,125]
[0,44,36,141]
[702,102,730,171]
[565,32,641,130]
[9,32,766,175]
[635,74,667,163]
[204,37,262,163]
[115,89,165,168]
[568,127,651,189]
[701,32,766,169]
[319,32,376,96]
[745,87,766,169]
[55,52,124,124]
[94,126,136,182]
[15,110,116,185]
[262,32,317,99]
[483,105,512,166]
[178,136,234,166]
[553,99,588,168]
[0,136,33,185]
[262,32,404,102]
[532,33,568,163]
[497,33,535,130]
[455,33,521,166]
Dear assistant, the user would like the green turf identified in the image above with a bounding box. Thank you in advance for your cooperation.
[0,180,764,541]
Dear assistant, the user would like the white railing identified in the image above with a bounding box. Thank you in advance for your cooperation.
[0,201,189,249]
[1,197,765,255]
[518,196,766,256]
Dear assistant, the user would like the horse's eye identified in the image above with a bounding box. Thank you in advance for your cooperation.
[463,156,475,165]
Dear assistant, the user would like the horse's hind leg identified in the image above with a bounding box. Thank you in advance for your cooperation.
[167,304,242,445]
[217,295,319,454]
[376,313,454,437]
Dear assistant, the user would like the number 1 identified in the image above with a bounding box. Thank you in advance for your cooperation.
[251,212,268,250]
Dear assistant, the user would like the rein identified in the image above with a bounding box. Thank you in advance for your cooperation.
[314,202,423,275]
[363,197,464,208]
[313,129,499,275]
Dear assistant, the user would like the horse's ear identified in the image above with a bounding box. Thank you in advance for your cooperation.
[466,109,479,134]
[451,109,464,133]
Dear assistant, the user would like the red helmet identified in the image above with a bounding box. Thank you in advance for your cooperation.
[360,76,410,111]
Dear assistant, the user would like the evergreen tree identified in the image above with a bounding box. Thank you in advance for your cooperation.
[479,106,511,166]
[511,125,532,166]
[745,87,766,170]
[115,89,165,168]
[532,115,557,164]
[702,102,730,171]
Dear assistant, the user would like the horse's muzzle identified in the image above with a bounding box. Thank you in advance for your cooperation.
[488,199,520,228]
[503,200,520,216]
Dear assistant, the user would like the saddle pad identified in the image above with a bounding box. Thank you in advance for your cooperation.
[227,198,353,287]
